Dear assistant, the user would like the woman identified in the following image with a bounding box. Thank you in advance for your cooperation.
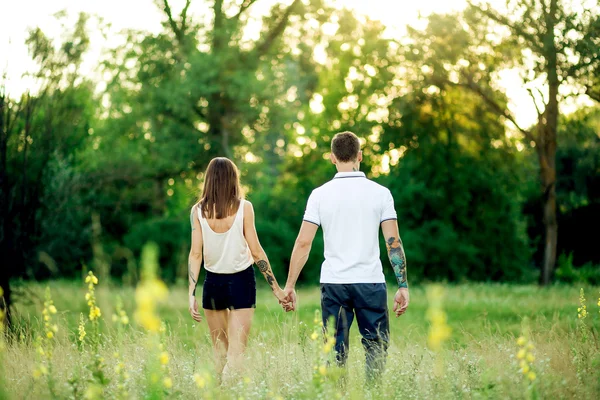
[187,157,287,379]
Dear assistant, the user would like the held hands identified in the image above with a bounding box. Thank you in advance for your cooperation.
[274,287,296,312]
[189,294,202,323]
[393,287,409,317]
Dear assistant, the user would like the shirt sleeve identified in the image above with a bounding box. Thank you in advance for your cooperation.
[381,189,397,222]
[303,190,320,226]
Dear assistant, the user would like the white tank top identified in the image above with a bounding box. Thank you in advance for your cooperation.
[198,200,254,274]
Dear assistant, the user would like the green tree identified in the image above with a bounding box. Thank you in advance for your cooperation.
[404,0,600,284]
[89,0,335,275]
[0,13,96,323]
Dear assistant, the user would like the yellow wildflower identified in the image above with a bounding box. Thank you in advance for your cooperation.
[89,306,101,321]
[318,365,327,376]
[159,351,169,365]
[243,377,251,384]
[48,305,57,314]
[46,331,54,339]
[516,328,537,385]
[194,374,206,389]
[310,332,318,341]
[163,377,173,389]
[115,363,123,373]
[578,288,587,320]
[527,371,536,381]
[135,244,169,332]
[426,285,451,352]
[121,315,129,325]
[78,313,87,343]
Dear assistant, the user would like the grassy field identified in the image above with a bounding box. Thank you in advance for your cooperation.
[1,278,599,399]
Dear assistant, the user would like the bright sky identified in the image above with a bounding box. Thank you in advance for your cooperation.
[0,0,592,128]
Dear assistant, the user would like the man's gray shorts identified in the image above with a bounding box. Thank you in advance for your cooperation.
[320,283,390,380]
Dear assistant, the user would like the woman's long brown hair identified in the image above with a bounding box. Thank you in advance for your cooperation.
[199,157,242,219]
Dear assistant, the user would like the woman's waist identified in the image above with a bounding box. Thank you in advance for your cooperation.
[204,264,254,281]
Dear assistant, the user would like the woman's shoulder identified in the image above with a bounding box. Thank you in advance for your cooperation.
[242,199,255,218]
[191,202,202,219]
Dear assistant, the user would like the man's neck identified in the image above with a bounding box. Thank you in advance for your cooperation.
[336,163,360,173]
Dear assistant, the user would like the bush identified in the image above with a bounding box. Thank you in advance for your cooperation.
[555,253,600,285]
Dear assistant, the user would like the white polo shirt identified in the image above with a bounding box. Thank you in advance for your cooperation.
[303,171,397,284]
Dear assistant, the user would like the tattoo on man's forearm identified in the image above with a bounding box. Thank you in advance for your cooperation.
[257,260,276,290]
[386,237,407,288]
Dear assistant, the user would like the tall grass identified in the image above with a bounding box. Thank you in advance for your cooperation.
[2,277,599,399]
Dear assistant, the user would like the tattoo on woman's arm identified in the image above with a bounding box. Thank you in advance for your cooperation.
[386,237,408,288]
[256,260,276,290]
[188,262,197,285]
[189,261,198,295]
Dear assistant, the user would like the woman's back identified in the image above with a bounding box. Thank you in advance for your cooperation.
[197,200,253,274]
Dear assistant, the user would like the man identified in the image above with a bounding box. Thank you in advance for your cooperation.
[283,131,409,382]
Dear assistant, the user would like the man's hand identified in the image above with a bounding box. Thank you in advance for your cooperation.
[189,295,202,322]
[393,288,409,317]
[281,287,297,312]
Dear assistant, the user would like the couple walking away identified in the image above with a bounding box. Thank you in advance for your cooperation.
[187,131,409,383]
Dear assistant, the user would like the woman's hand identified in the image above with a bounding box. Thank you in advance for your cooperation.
[273,288,293,311]
[189,295,202,323]
[273,287,287,303]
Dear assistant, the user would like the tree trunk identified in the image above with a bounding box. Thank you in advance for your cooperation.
[539,0,559,285]
[0,93,11,327]
[539,152,557,285]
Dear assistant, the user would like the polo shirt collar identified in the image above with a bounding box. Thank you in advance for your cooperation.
[334,171,366,179]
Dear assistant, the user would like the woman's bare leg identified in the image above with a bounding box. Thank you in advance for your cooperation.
[204,309,229,376]
[222,308,254,380]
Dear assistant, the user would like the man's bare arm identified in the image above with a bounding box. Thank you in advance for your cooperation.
[381,220,407,288]
[381,219,409,317]
[285,221,319,289]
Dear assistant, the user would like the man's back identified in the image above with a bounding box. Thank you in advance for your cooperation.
[304,171,397,284]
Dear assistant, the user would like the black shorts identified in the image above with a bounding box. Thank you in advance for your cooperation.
[202,265,256,310]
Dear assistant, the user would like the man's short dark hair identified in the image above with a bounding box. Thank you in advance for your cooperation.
[331,131,360,163]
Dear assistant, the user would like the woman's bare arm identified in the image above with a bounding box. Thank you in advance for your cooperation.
[188,204,203,297]
[243,201,285,301]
